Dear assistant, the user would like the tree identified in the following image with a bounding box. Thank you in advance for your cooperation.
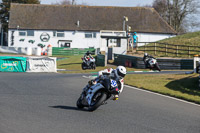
[52,0,88,6]
[152,0,199,33]
[0,0,40,32]
[52,0,76,5]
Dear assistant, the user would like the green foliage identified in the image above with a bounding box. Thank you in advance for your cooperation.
[0,0,40,32]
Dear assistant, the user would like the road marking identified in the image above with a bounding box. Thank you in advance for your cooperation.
[82,75,97,79]
[125,85,200,107]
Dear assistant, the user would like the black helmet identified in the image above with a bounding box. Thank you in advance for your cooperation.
[86,51,90,55]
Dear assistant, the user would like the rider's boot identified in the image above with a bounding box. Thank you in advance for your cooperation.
[112,94,119,101]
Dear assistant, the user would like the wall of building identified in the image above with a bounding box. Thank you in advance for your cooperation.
[8,29,175,55]
[8,30,101,49]
[136,32,175,46]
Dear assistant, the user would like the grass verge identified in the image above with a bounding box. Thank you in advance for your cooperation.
[56,55,200,104]
[125,74,200,104]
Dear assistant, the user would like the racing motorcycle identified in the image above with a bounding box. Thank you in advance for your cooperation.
[144,57,161,71]
[76,76,119,111]
[81,57,96,70]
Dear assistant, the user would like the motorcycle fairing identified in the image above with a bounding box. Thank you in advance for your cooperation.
[86,83,104,105]
[148,58,157,66]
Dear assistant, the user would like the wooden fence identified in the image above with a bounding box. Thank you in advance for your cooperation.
[136,42,200,57]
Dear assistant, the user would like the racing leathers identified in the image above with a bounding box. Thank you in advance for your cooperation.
[143,55,155,68]
[84,53,93,66]
[85,68,124,100]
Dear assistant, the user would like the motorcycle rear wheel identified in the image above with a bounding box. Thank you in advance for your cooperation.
[81,63,86,70]
[88,90,107,111]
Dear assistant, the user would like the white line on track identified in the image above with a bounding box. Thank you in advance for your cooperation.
[125,85,200,107]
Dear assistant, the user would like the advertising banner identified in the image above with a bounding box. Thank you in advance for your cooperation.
[0,56,27,72]
[26,57,57,72]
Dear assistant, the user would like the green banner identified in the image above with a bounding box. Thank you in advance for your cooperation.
[0,56,27,72]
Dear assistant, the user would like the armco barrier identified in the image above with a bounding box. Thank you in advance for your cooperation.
[52,48,95,56]
[114,54,193,70]
[0,56,27,72]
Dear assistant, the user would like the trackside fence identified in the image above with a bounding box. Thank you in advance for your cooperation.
[52,48,95,56]
[114,54,193,70]
[136,42,200,58]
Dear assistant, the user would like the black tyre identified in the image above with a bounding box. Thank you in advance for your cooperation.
[81,63,86,70]
[76,97,84,109]
[155,63,161,71]
[93,63,96,70]
[88,90,107,111]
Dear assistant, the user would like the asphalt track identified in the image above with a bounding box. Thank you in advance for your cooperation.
[0,72,200,133]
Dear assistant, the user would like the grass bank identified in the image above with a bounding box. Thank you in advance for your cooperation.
[125,74,200,104]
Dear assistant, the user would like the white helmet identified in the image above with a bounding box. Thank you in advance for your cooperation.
[144,53,148,56]
[114,66,126,80]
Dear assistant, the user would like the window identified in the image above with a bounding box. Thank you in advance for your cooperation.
[53,31,65,37]
[85,33,92,38]
[85,32,97,38]
[19,30,34,36]
[19,31,26,36]
[27,30,34,36]
[93,33,96,38]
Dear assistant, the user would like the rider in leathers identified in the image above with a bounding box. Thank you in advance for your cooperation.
[143,53,155,68]
[86,66,126,100]
[84,51,93,66]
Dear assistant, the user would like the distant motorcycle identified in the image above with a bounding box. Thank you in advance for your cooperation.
[144,57,161,71]
[81,57,96,70]
[76,76,119,111]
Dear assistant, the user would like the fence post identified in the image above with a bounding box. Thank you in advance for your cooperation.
[199,61,200,89]
[127,38,130,51]
[176,45,178,56]
[154,43,156,55]
[144,42,146,53]
[188,46,190,58]
[165,44,168,56]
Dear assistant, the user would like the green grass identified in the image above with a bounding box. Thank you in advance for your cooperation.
[56,55,200,104]
[160,31,200,46]
[56,55,148,73]
[125,74,200,104]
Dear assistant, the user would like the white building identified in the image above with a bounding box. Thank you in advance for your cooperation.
[8,4,176,54]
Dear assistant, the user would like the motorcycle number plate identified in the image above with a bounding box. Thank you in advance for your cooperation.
[111,79,117,88]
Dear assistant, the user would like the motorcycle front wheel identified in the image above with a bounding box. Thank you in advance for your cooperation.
[155,63,161,71]
[76,96,85,109]
[88,90,107,111]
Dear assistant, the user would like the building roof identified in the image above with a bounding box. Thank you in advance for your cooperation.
[9,4,176,34]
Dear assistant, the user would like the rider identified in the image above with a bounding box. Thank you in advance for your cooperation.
[84,51,93,66]
[85,66,127,100]
[143,53,155,68]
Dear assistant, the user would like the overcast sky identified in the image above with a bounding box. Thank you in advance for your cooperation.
[40,0,154,6]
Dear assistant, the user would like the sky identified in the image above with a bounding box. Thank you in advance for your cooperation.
[40,0,154,7]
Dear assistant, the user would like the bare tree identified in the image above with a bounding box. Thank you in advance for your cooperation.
[153,0,199,33]
[52,0,76,5]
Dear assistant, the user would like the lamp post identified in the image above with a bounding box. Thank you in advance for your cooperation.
[123,16,128,31]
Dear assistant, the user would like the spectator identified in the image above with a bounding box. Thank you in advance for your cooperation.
[133,32,138,48]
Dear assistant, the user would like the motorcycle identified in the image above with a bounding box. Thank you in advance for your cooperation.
[145,57,161,71]
[81,57,96,70]
[76,76,119,111]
